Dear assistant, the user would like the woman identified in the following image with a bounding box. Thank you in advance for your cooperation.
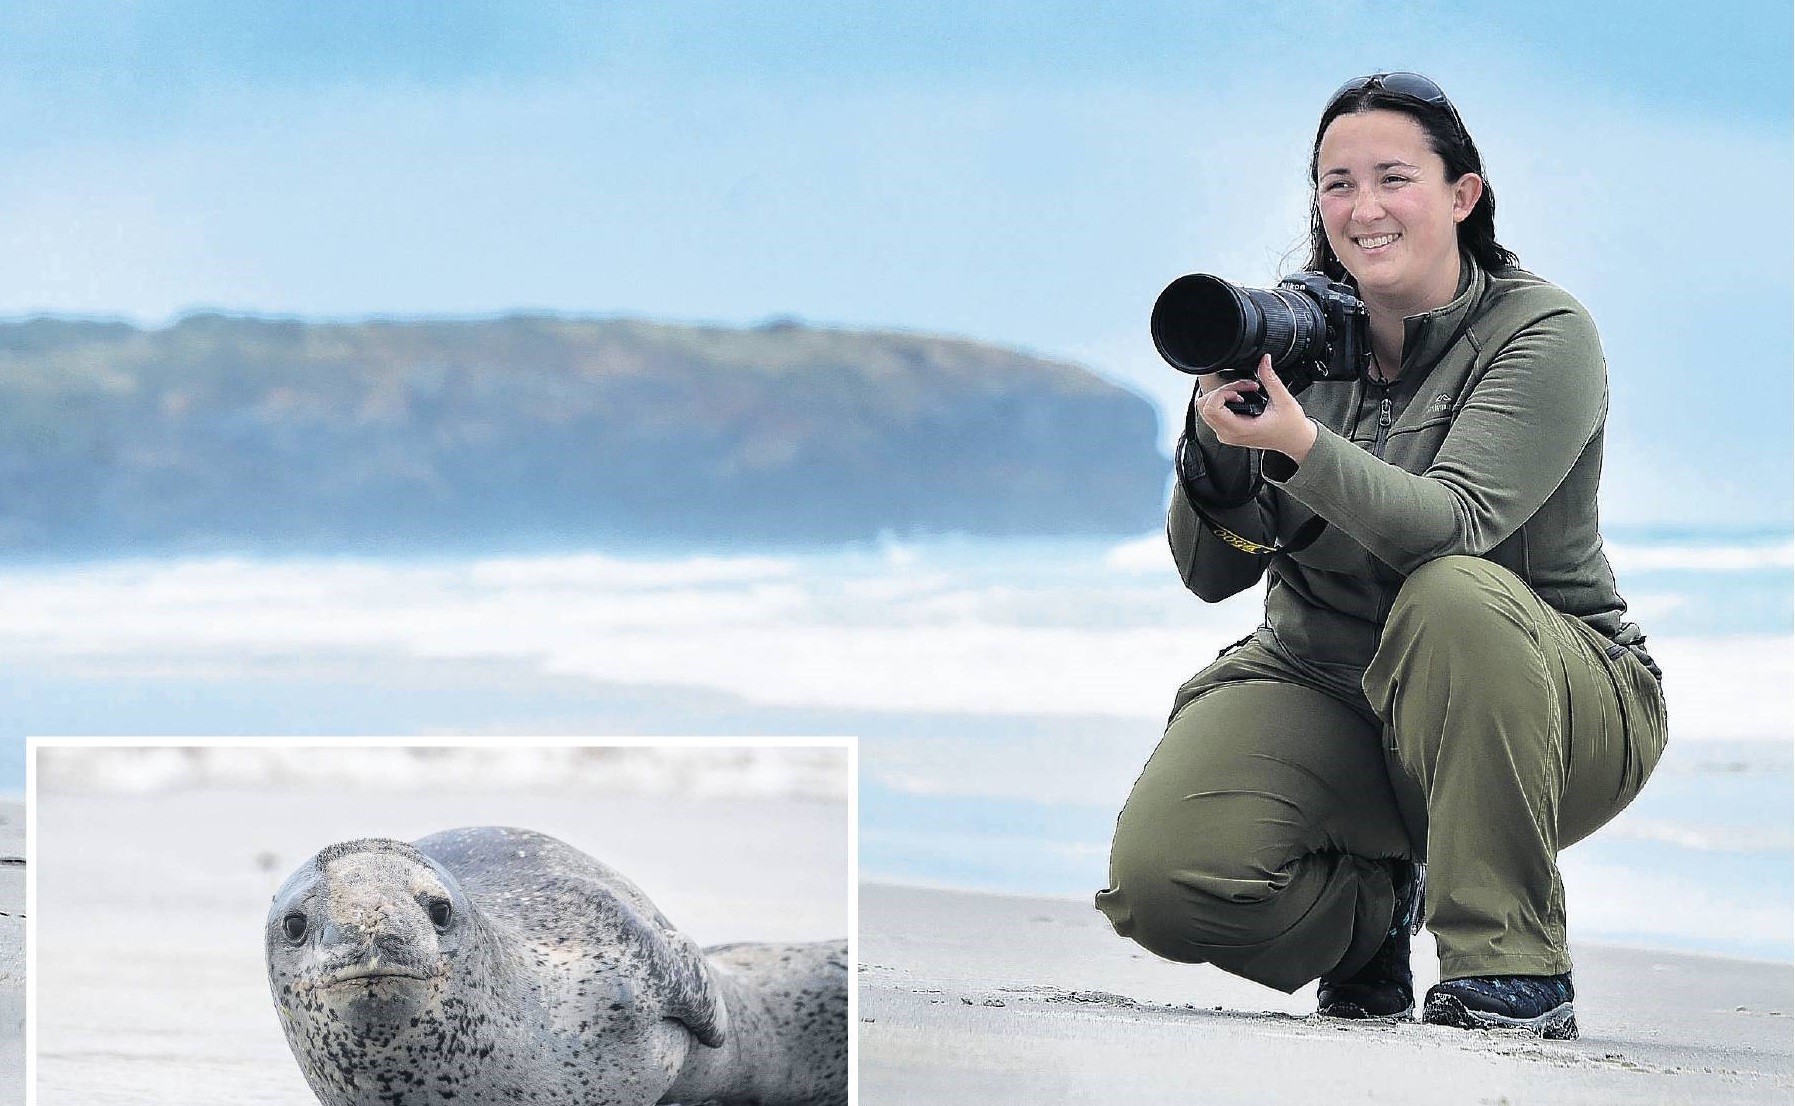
[1094,72,1666,1040]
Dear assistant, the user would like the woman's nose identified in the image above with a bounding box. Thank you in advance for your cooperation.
[1352,191,1386,223]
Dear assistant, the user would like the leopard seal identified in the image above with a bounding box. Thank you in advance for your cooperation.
[265,826,847,1106]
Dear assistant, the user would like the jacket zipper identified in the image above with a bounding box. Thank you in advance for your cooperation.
[1373,387,1393,459]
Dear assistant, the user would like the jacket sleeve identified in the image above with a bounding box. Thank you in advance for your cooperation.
[1263,300,1606,575]
[1167,392,1276,602]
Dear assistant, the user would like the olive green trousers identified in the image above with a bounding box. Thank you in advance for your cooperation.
[1095,556,1667,991]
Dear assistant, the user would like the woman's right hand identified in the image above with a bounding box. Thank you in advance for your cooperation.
[1197,354,1316,463]
[1193,359,1257,434]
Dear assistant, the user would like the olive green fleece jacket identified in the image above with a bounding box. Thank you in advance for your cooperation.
[1171,255,1658,705]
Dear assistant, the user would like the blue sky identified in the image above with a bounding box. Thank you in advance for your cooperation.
[0,0,1787,526]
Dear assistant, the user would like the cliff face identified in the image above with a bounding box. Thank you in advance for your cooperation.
[0,313,1168,554]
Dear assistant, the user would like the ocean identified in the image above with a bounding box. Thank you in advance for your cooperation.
[6,524,1790,961]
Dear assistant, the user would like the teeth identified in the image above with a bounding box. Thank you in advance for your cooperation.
[1356,234,1400,249]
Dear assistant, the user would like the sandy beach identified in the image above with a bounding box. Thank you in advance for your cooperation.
[859,883,1793,1105]
[32,776,848,1106]
[0,799,21,1106]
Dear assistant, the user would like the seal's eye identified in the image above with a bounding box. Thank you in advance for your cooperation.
[427,898,452,931]
[282,912,307,944]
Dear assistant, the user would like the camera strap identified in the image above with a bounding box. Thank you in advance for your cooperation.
[1174,433,1274,555]
[1176,400,1329,557]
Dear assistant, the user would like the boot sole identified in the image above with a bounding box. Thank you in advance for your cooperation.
[1422,993,1578,1039]
[1318,999,1415,1021]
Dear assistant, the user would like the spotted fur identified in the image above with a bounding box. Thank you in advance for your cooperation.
[265,826,847,1106]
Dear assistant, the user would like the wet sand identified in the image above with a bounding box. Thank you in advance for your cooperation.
[859,883,1794,1105]
[32,786,848,1106]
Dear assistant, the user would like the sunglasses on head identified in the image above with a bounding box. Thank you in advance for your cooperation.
[1327,71,1467,136]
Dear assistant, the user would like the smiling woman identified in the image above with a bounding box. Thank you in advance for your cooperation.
[1097,71,1668,1042]
[1315,111,1484,350]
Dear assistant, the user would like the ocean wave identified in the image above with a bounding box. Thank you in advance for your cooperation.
[468,552,800,587]
[1605,541,1794,572]
[1558,855,1792,950]
[0,551,1784,737]
[1108,533,1795,575]
[1105,533,1171,573]
[1598,816,1791,853]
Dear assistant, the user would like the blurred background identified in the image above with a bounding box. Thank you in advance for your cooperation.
[0,2,1788,961]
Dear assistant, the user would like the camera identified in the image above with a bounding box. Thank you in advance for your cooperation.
[1150,271,1369,416]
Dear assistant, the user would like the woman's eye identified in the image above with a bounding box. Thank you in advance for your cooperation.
[428,899,452,930]
[283,913,307,943]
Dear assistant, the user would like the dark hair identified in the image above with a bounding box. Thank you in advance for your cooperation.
[1303,86,1519,280]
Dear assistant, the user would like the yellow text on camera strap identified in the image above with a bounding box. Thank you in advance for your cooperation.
[1206,521,1277,555]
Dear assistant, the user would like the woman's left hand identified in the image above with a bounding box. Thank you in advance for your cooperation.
[1197,355,1319,465]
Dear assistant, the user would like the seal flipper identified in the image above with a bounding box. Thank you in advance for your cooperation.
[659,930,727,1048]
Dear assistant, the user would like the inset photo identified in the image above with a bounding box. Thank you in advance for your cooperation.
[31,738,852,1106]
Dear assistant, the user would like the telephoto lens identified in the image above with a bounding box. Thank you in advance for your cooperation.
[1150,271,1369,415]
[1150,274,1329,377]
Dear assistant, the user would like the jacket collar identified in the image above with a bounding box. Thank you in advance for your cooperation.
[1398,252,1486,375]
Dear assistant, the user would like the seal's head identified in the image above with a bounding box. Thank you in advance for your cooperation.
[266,828,733,1106]
[266,838,475,1030]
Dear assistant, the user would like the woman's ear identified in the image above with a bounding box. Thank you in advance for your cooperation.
[1452,173,1485,223]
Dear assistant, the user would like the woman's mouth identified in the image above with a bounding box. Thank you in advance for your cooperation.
[1353,233,1401,252]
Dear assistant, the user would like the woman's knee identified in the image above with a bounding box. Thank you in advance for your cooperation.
[1379,555,1536,658]
[1368,555,1558,770]
[1394,555,1519,619]
[1101,678,1395,962]
[1101,796,1296,959]
[1097,860,1283,963]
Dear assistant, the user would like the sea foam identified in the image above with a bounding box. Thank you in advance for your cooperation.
[0,543,1784,739]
